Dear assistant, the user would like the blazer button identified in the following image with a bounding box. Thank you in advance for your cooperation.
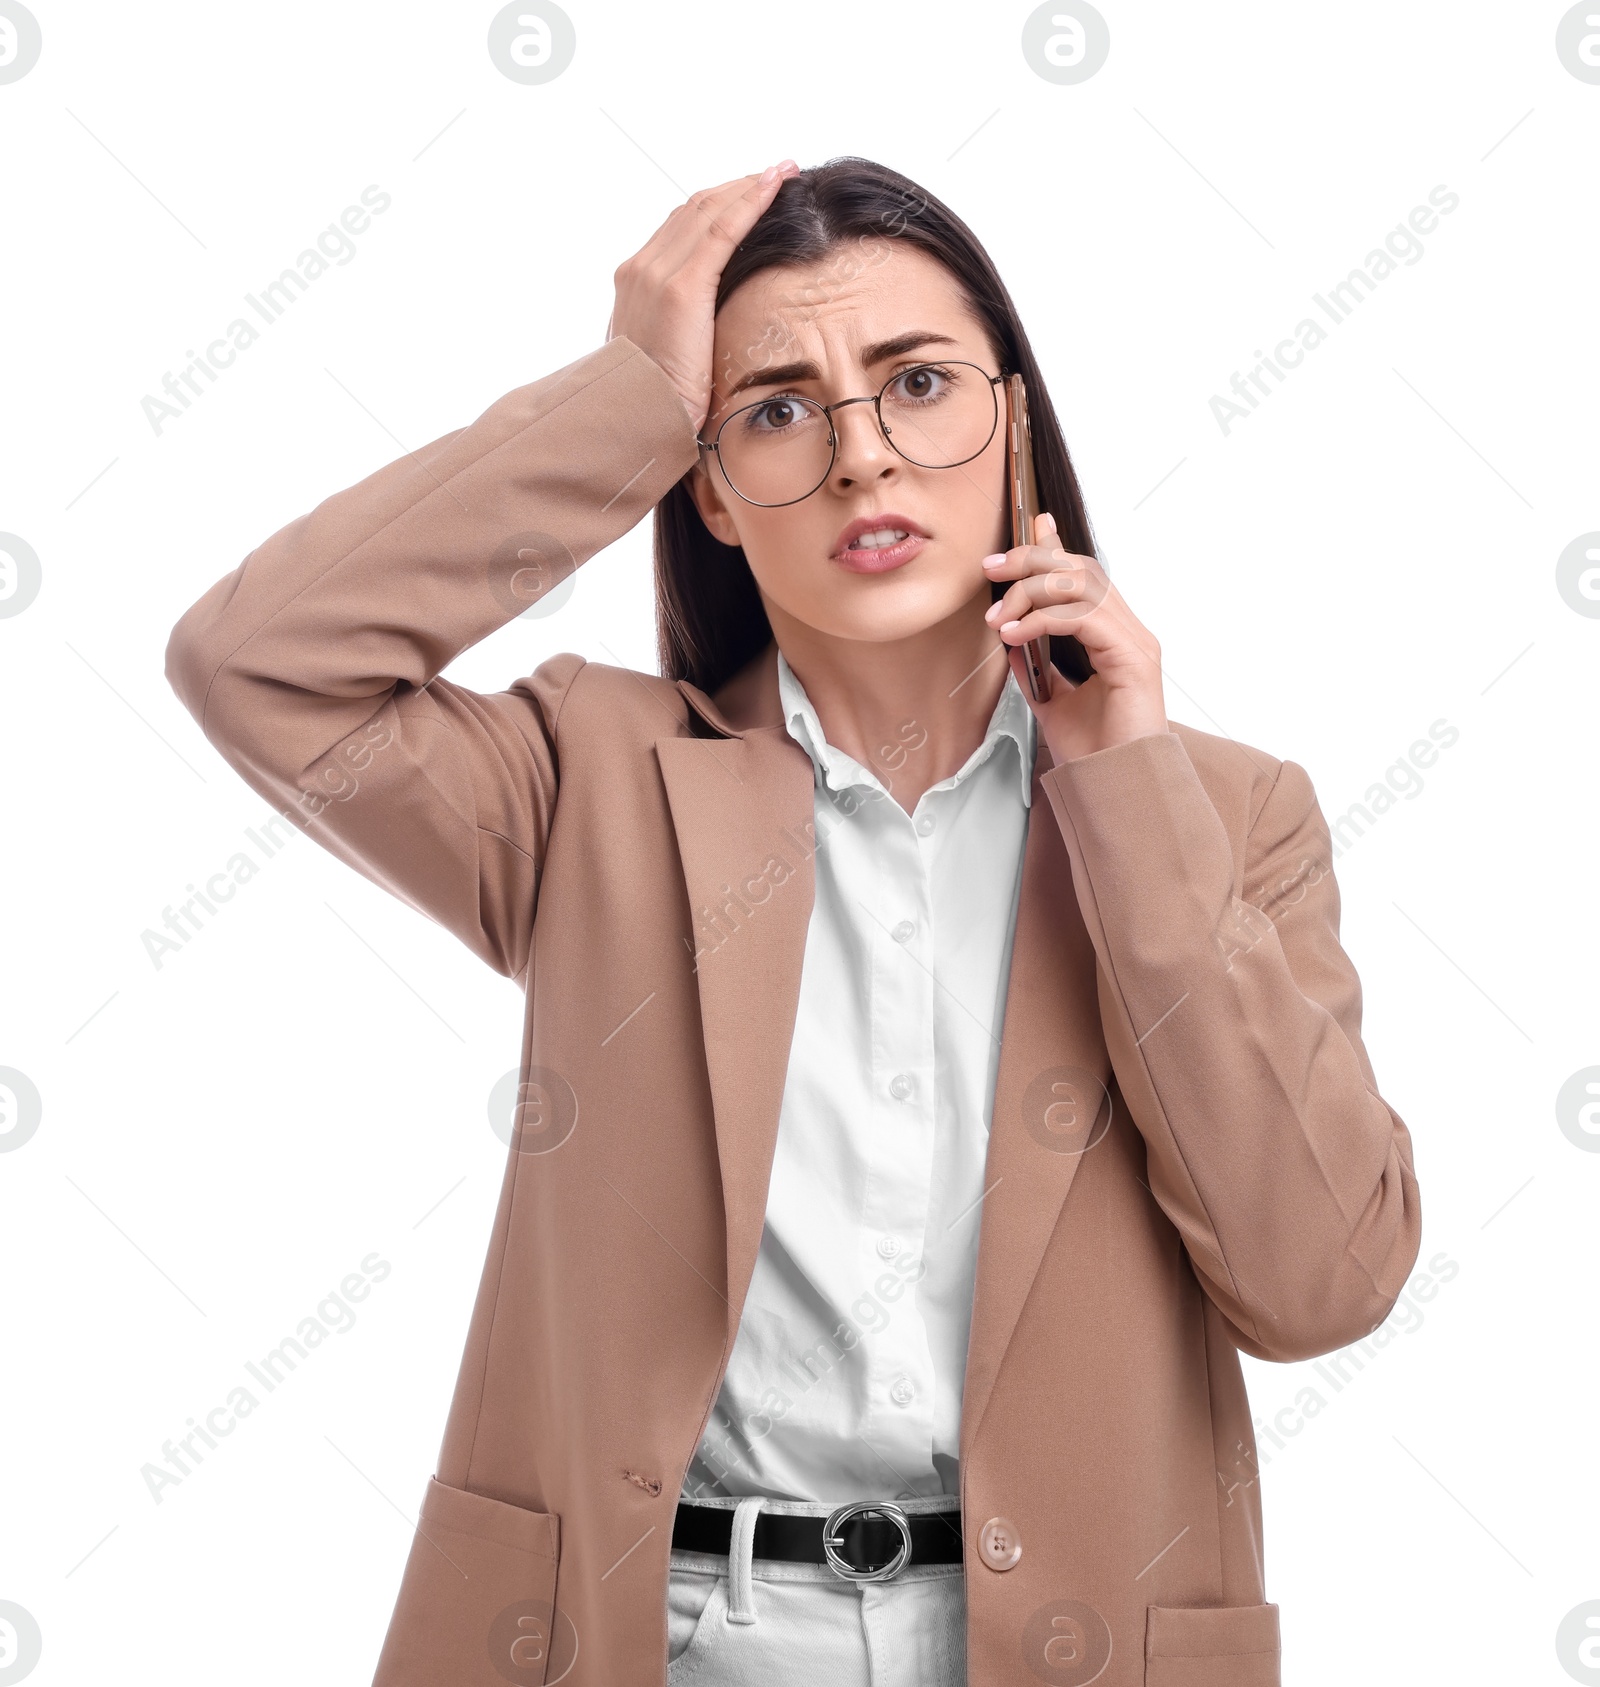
[977,1515,1022,1570]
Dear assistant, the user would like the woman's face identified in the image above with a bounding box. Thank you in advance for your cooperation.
[688,241,1011,648]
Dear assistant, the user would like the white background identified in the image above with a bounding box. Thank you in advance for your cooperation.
[2,2,1597,1683]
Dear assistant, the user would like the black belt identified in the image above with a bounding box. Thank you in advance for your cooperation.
[672,1498,963,1583]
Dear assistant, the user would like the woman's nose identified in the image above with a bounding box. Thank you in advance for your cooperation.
[828,399,897,486]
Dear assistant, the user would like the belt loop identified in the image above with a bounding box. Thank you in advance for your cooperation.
[725,1495,763,1625]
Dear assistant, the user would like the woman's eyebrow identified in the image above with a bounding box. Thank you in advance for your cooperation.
[723,330,963,398]
[726,359,816,398]
[860,329,961,366]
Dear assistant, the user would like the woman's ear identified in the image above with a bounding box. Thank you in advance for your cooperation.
[687,458,743,548]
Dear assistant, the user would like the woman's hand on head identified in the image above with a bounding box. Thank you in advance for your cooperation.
[983,511,1169,764]
[606,161,801,436]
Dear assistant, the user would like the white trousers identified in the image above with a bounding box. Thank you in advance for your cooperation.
[665,1495,967,1686]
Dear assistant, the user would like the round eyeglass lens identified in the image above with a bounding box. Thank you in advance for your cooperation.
[714,392,833,506]
[878,362,998,469]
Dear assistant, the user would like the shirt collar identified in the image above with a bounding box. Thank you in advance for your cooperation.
[776,646,1036,808]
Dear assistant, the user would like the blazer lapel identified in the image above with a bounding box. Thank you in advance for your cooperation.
[655,650,816,1345]
[958,732,1107,1456]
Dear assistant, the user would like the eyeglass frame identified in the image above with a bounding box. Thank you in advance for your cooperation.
[696,360,1012,508]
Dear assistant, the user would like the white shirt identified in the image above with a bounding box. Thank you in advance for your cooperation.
[682,647,1037,1503]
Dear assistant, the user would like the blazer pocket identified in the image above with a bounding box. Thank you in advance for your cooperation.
[372,1476,564,1687]
[1144,1602,1280,1687]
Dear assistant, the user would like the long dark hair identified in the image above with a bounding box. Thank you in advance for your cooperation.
[652,155,1102,695]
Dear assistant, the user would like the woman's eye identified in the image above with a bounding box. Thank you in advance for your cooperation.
[748,397,804,431]
[893,365,951,402]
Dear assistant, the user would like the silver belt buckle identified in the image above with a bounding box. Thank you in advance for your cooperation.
[821,1500,913,1583]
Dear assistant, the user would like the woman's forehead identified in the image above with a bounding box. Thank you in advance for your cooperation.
[711,244,989,384]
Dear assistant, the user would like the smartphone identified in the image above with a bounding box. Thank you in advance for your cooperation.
[1001,373,1095,699]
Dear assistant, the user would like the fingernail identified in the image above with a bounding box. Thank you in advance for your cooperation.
[981,553,1005,567]
[760,164,779,186]
[1042,512,1057,532]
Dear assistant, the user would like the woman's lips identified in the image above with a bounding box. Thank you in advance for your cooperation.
[831,532,927,574]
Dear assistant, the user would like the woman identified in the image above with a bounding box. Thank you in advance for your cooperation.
[165,156,1421,1687]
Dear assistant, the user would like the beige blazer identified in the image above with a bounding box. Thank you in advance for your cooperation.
[164,334,1422,1686]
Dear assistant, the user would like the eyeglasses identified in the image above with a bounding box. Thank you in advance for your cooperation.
[697,360,1008,508]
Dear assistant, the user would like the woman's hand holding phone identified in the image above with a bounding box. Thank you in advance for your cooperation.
[606,161,801,435]
[983,513,1169,765]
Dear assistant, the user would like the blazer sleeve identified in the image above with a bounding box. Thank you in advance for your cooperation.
[163,335,700,988]
[1040,729,1422,1362]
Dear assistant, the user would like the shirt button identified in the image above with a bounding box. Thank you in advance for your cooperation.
[889,1376,916,1406]
[915,813,936,836]
[889,1073,915,1100]
[977,1516,1022,1571]
[891,919,915,943]
[876,1236,901,1259]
